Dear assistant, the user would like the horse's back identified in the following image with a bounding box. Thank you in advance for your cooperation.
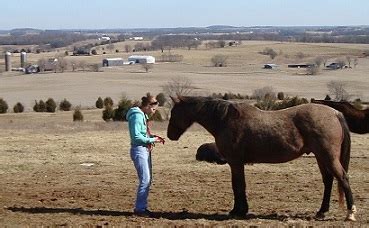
[229,103,343,163]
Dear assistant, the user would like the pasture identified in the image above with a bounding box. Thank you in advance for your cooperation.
[0,41,369,226]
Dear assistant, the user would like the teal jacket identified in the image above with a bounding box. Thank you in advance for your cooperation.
[126,107,155,146]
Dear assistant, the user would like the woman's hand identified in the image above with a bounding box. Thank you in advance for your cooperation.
[154,136,165,144]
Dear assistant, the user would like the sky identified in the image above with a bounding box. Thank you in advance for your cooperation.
[0,0,368,30]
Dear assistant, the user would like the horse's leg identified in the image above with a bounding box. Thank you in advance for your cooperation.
[328,160,357,221]
[315,158,334,219]
[229,163,248,217]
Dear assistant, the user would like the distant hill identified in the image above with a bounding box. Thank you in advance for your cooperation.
[206,25,238,30]
[10,28,43,36]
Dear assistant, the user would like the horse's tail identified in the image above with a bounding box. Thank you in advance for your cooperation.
[337,112,351,207]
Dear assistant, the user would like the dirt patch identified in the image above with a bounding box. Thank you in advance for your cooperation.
[0,111,368,226]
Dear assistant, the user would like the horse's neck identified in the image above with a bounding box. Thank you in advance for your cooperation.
[193,108,221,137]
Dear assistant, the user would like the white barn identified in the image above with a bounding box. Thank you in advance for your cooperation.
[102,58,124,67]
[128,55,155,64]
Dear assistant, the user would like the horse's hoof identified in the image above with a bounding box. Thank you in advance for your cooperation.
[245,212,257,219]
[314,212,326,220]
[345,205,357,222]
[345,214,356,222]
[229,209,247,219]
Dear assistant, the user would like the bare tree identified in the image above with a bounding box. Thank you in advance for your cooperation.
[322,56,328,67]
[70,59,77,72]
[124,44,132,53]
[142,63,153,73]
[313,56,324,67]
[353,57,358,68]
[162,76,194,98]
[252,86,276,100]
[296,52,305,60]
[37,58,47,72]
[56,56,68,72]
[107,44,115,53]
[89,63,101,72]
[346,56,352,68]
[78,60,87,71]
[336,58,346,69]
[327,81,351,101]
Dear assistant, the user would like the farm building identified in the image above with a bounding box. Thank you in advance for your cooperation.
[128,55,155,64]
[263,64,278,69]
[288,63,315,68]
[102,58,124,67]
[42,58,58,71]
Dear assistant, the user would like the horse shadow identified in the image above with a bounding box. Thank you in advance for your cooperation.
[6,206,322,221]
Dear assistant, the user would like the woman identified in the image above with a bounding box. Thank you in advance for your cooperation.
[126,94,165,216]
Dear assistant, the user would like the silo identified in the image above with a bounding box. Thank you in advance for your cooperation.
[20,52,27,68]
[5,52,11,71]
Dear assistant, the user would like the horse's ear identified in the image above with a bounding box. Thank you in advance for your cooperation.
[227,104,240,119]
[170,96,180,104]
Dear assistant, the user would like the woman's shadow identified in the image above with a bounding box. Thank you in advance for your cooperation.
[6,206,318,221]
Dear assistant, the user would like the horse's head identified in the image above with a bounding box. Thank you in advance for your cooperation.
[167,96,194,140]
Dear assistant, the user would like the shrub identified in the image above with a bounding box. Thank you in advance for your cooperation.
[96,97,104,109]
[156,93,166,106]
[275,96,308,110]
[254,97,276,110]
[259,47,278,59]
[255,96,308,111]
[33,100,39,112]
[59,98,72,111]
[13,102,24,113]
[46,98,57,113]
[277,92,285,100]
[252,86,276,100]
[90,63,101,72]
[33,100,46,112]
[352,98,363,110]
[211,54,228,67]
[104,97,114,107]
[113,97,133,121]
[0,98,9,114]
[91,49,97,55]
[73,107,84,121]
[102,105,114,121]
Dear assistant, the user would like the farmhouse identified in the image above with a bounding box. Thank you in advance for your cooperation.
[130,37,144,41]
[128,55,155,64]
[102,58,124,67]
[288,63,315,68]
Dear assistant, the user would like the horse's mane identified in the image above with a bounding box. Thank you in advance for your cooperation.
[183,96,235,121]
[311,99,369,114]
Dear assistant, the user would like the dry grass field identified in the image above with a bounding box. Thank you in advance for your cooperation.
[1,41,369,109]
[1,41,369,226]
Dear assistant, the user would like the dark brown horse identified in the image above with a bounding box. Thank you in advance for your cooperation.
[167,96,357,221]
[311,99,369,134]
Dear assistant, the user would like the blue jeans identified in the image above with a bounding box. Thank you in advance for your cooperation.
[130,145,152,212]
